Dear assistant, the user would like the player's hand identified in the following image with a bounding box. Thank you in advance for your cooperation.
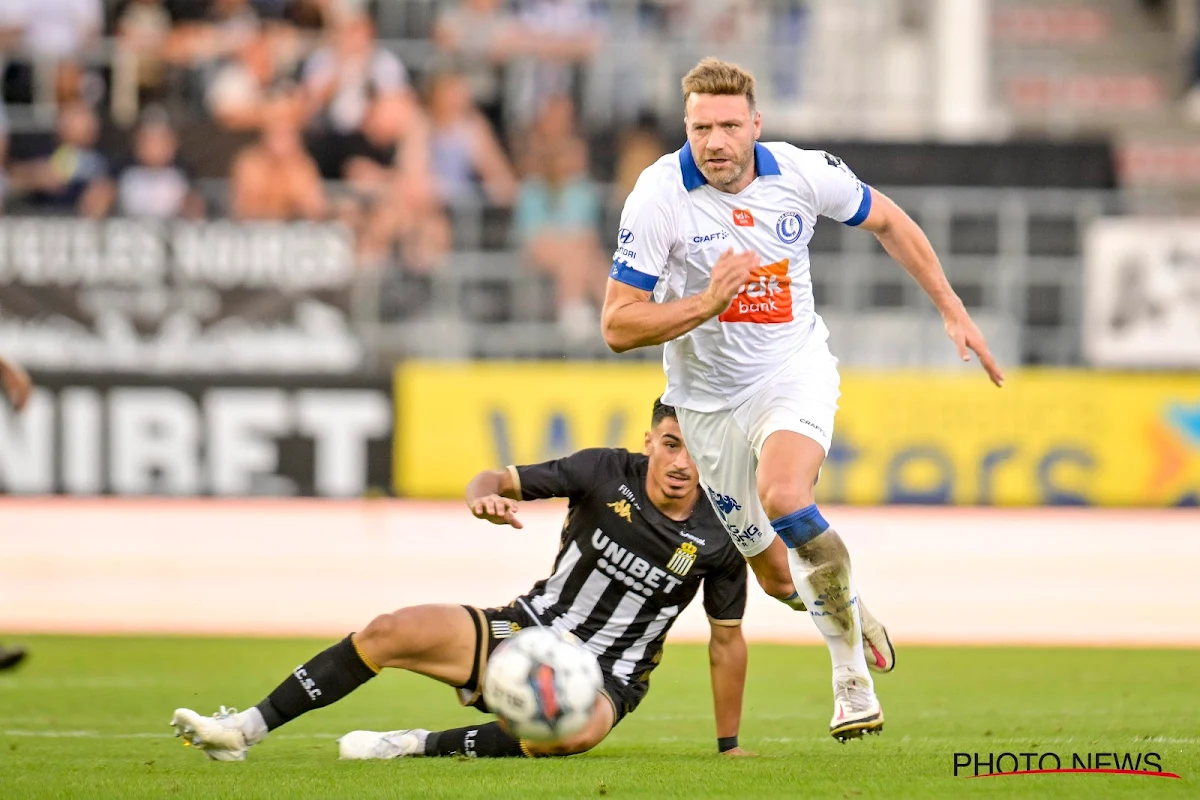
[944,310,1004,387]
[720,747,757,758]
[0,357,33,412]
[469,494,524,529]
[702,248,760,317]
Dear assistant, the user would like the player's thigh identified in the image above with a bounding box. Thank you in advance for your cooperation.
[751,364,839,518]
[675,406,776,560]
[356,603,477,685]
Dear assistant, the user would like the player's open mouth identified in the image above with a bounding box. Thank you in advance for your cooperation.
[706,159,729,167]
[665,473,690,488]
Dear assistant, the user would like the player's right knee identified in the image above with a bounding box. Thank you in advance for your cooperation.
[356,612,405,661]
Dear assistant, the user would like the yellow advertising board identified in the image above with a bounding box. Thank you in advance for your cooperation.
[394,362,668,498]
[394,364,1200,507]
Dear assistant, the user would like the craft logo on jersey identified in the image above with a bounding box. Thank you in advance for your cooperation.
[666,542,698,577]
[607,498,633,522]
[718,258,792,324]
[732,209,754,227]
[776,212,803,244]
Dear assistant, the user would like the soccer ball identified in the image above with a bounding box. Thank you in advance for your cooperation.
[483,627,603,742]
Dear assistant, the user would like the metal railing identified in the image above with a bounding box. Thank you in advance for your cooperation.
[344,184,1123,370]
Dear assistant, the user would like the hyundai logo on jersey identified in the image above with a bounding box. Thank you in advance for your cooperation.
[618,228,635,244]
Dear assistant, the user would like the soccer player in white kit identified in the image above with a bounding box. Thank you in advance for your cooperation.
[601,59,1005,741]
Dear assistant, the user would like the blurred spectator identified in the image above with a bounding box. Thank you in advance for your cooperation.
[165,0,260,69]
[426,71,517,207]
[611,121,664,208]
[0,0,104,106]
[0,104,9,212]
[514,93,578,176]
[1187,5,1200,125]
[301,13,415,178]
[302,13,408,135]
[206,28,278,129]
[512,0,602,126]
[433,0,526,132]
[285,0,335,31]
[116,0,175,105]
[513,136,605,343]
[229,89,328,220]
[104,109,204,219]
[8,101,109,217]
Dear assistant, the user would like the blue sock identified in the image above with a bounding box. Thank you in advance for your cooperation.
[771,504,830,548]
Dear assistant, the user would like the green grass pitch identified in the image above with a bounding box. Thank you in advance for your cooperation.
[0,636,1196,799]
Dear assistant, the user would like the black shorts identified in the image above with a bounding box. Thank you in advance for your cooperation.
[455,603,648,726]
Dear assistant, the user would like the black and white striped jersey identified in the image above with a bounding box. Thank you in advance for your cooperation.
[511,448,747,686]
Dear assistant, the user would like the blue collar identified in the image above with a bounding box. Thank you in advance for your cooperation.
[678,141,780,191]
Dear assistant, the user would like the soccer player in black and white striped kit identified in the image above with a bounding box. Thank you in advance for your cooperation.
[171,400,891,760]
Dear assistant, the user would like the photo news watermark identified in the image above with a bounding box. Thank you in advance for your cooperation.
[954,751,1182,779]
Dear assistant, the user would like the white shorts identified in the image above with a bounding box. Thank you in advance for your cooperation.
[675,353,840,558]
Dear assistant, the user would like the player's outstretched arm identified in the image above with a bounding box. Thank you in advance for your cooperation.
[708,621,753,757]
[601,248,760,352]
[465,468,523,528]
[0,355,32,412]
[857,188,1005,387]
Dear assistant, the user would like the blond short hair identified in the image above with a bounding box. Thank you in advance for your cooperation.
[681,58,756,110]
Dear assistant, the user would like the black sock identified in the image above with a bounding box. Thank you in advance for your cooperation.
[255,634,378,731]
[423,722,527,758]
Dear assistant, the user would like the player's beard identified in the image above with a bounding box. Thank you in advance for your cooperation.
[700,144,753,191]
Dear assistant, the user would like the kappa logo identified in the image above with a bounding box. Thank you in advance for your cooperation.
[718,258,792,324]
[732,209,754,227]
[607,499,633,522]
[666,542,698,577]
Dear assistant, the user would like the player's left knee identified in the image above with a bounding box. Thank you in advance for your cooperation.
[555,725,606,756]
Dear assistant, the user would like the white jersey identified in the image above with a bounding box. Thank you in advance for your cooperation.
[610,141,872,412]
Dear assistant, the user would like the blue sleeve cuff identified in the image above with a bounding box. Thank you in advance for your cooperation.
[843,184,873,227]
[610,259,658,291]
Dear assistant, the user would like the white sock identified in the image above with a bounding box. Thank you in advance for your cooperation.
[786,547,872,688]
[239,707,269,745]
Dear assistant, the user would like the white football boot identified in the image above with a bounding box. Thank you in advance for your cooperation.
[858,600,896,674]
[829,671,884,742]
[338,729,429,760]
[171,706,250,761]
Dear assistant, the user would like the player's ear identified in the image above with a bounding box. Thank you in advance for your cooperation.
[643,430,653,455]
